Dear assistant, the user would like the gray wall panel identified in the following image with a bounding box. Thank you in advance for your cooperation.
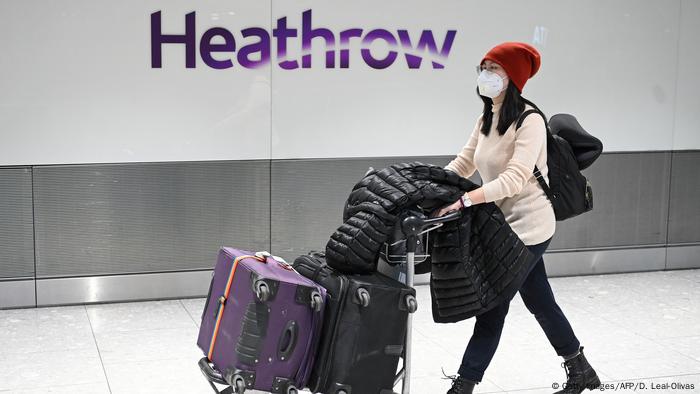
[674,0,700,150]
[33,161,270,278]
[0,168,35,279]
[548,152,671,250]
[667,151,700,244]
[544,247,667,277]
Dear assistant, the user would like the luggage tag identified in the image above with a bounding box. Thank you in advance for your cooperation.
[256,251,298,273]
[255,251,272,261]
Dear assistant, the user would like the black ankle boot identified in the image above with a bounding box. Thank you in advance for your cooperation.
[554,346,601,393]
[443,372,477,394]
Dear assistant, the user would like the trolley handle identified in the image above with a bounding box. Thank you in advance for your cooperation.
[401,210,461,237]
[421,210,462,227]
[198,357,228,386]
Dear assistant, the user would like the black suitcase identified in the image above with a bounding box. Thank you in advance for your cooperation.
[292,251,417,394]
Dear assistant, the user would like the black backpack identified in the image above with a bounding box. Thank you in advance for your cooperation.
[516,99,603,221]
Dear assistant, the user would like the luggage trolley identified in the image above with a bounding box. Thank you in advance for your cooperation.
[198,209,461,394]
[380,209,462,394]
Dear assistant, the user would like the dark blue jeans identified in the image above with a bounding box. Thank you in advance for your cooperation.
[458,236,581,382]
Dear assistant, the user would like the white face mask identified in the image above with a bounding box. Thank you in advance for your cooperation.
[477,70,507,98]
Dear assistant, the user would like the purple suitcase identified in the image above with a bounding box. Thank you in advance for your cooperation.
[197,248,326,394]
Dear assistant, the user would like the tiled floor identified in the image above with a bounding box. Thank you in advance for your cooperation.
[1,269,699,394]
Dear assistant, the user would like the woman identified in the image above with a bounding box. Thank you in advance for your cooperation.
[436,42,601,394]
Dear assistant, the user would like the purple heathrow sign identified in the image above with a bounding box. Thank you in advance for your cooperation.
[151,9,457,70]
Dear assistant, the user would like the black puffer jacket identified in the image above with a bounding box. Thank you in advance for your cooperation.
[326,162,473,273]
[429,205,534,323]
[326,162,536,322]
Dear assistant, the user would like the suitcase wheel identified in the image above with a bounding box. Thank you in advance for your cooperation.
[254,281,270,302]
[310,291,323,313]
[287,386,298,394]
[356,288,370,308]
[405,294,418,314]
[231,374,246,393]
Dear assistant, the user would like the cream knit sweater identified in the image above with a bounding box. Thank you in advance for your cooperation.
[445,102,555,246]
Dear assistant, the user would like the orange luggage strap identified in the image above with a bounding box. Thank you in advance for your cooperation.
[207,253,267,361]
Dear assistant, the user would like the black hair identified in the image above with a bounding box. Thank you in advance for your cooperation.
[478,82,526,137]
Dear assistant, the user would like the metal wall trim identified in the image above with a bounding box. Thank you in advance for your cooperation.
[6,158,271,169]
[0,277,34,282]
[547,244,668,253]
[1,150,699,170]
[0,279,36,309]
[35,270,213,307]
[666,242,700,247]
[35,268,214,280]
[666,244,700,270]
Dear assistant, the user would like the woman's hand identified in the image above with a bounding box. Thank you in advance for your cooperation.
[434,200,463,218]
[432,189,486,217]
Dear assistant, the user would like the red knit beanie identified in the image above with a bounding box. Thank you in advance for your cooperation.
[481,42,541,92]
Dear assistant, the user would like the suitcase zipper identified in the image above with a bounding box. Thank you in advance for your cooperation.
[292,254,347,393]
[318,272,348,390]
[294,287,324,387]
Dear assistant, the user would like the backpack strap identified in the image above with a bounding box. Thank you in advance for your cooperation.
[516,109,555,202]
[533,165,554,201]
[516,109,541,129]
